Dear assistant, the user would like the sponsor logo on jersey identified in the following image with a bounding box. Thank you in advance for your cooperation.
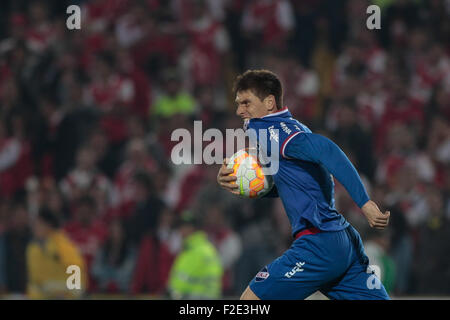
[268,125,279,143]
[285,262,305,278]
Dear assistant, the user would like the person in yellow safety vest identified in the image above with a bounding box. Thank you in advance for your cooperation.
[152,72,196,118]
[26,207,86,299]
[168,211,223,299]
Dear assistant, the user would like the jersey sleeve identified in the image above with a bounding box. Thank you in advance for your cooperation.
[283,132,370,208]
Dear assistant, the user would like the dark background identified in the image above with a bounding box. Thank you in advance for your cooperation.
[0,0,449,298]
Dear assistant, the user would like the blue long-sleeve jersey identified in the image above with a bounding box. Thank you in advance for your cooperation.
[247,108,369,236]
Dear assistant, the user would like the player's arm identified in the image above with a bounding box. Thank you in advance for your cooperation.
[283,132,390,229]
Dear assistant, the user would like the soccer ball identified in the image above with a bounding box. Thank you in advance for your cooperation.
[227,149,274,198]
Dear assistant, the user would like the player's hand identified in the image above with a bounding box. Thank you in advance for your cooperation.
[217,158,240,195]
[361,200,390,230]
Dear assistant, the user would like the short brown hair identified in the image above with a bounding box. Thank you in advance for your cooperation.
[233,69,283,109]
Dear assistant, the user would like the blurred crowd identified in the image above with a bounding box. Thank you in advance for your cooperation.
[0,0,449,298]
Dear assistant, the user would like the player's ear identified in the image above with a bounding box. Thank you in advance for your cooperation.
[264,95,276,112]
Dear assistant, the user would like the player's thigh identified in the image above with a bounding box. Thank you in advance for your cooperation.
[240,286,260,300]
[321,260,390,300]
[248,237,332,300]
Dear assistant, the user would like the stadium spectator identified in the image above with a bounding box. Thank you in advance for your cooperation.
[116,49,152,118]
[201,203,242,296]
[183,0,231,87]
[0,0,448,298]
[127,171,176,295]
[26,207,86,299]
[241,0,295,51]
[388,205,413,295]
[411,187,450,294]
[152,71,197,118]
[363,230,396,294]
[60,145,114,211]
[25,1,55,54]
[232,199,279,295]
[427,117,450,174]
[168,210,223,299]
[51,82,99,180]
[3,201,31,294]
[0,116,33,198]
[85,51,135,145]
[130,208,176,296]
[114,138,156,216]
[86,128,118,180]
[330,100,375,179]
[91,218,136,294]
[64,195,108,292]
[129,7,178,78]
[125,172,166,244]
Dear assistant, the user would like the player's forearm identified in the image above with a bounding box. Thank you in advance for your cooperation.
[284,133,369,208]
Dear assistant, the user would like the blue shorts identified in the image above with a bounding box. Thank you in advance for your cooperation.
[249,225,390,300]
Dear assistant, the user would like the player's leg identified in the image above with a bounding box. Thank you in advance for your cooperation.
[247,255,321,300]
[246,232,348,300]
[321,260,390,300]
[240,285,260,300]
[321,226,390,300]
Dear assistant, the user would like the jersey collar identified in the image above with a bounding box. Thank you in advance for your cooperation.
[261,107,291,119]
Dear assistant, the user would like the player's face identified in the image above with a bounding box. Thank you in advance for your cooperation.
[235,90,273,121]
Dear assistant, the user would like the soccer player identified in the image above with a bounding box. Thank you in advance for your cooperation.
[217,70,390,300]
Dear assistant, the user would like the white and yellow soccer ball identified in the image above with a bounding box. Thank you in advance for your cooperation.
[227,148,274,198]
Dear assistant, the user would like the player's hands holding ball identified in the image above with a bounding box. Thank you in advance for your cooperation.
[362,200,390,230]
[217,158,240,195]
